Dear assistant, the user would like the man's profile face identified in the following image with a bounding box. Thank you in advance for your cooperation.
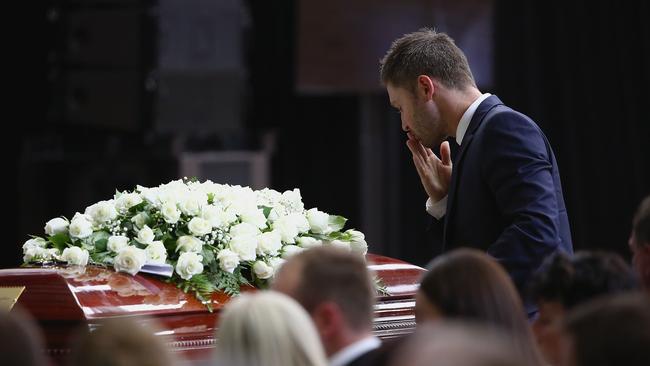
[386,82,446,148]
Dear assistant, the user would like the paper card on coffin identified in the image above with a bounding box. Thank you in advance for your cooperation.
[0,253,424,365]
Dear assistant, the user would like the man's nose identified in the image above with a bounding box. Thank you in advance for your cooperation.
[401,120,409,132]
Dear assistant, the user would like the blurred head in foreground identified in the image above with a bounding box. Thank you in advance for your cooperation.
[560,292,650,366]
[417,248,543,366]
[528,250,637,365]
[390,321,526,366]
[68,316,175,366]
[0,306,47,366]
[214,291,327,366]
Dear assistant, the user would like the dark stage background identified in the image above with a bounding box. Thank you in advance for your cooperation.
[5,0,649,269]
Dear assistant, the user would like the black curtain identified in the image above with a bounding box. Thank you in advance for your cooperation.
[494,0,650,257]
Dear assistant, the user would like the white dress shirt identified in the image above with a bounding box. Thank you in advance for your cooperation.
[329,336,381,366]
[425,93,492,219]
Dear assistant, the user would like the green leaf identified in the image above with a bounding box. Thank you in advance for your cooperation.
[326,231,345,240]
[328,215,347,232]
[48,233,70,252]
[201,247,215,266]
[128,201,147,213]
[260,206,273,218]
[212,269,243,296]
[207,193,215,205]
[90,251,113,265]
[90,231,110,252]
[374,276,390,297]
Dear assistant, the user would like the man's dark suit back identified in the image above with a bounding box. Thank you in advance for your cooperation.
[439,96,573,313]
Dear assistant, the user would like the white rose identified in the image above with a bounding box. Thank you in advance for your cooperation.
[161,202,181,224]
[240,208,268,229]
[281,245,304,259]
[131,212,149,229]
[306,208,331,234]
[61,247,90,266]
[256,188,282,207]
[253,261,274,280]
[268,257,286,272]
[179,192,205,216]
[156,189,179,207]
[349,239,368,255]
[85,201,117,224]
[280,189,304,213]
[137,225,155,245]
[229,235,258,261]
[23,247,41,263]
[107,235,129,253]
[44,217,69,235]
[176,235,203,253]
[23,246,59,263]
[230,222,261,238]
[115,193,143,212]
[201,205,224,228]
[346,230,368,255]
[45,248,60,261]
[293,213,310,234]
[137,185,159,204]
[145,241,168,264]
[297,236,322,248]
[219,208,239,226]
[69,214,94,239]
[113,246,147,275]
[22,237,48,251]
[325,239,351,251]
[175,252,204,280]
[273,215,299,243]
[228,187,257,213]
[257,231,282,256]
[217,249,240,273]
[188,217,211,236]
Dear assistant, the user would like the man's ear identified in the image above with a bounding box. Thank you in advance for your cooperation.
[416,75,435,100]
[311,301,343,340]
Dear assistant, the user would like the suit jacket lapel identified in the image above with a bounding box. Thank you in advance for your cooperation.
[442,96,504,248]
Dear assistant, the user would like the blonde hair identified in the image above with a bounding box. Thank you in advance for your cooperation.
[214,291,327,366]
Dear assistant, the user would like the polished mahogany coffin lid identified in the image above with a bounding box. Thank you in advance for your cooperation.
[0,253,424,364]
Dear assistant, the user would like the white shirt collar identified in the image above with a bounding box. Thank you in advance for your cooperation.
[329,336,381,366]
[456,93,491,145]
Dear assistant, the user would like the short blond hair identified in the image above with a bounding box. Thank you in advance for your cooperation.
[215,291,327,366]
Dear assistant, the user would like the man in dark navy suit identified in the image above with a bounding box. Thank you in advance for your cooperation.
[380,29,573,315]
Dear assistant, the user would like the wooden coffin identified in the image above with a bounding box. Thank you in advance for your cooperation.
[0,253,424,364]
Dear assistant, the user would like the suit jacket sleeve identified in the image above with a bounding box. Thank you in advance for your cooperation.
[479,110,562,291]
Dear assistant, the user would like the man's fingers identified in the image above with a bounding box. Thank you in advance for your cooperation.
[440,141,452,166]
[425,147,441,161]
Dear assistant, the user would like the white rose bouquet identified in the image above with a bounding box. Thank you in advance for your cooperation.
[22,179,367,307]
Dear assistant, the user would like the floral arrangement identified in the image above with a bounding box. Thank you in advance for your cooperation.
[22,178,368,305]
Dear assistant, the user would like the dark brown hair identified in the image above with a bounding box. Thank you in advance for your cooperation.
[529,250,637,308]
[564,293,650,366]
[68,317,175,366]
[379,28,476,91]
[419,249,543,366]
[288,247,375,331]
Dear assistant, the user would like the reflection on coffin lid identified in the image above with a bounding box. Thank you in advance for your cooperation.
[0,253,424,364]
